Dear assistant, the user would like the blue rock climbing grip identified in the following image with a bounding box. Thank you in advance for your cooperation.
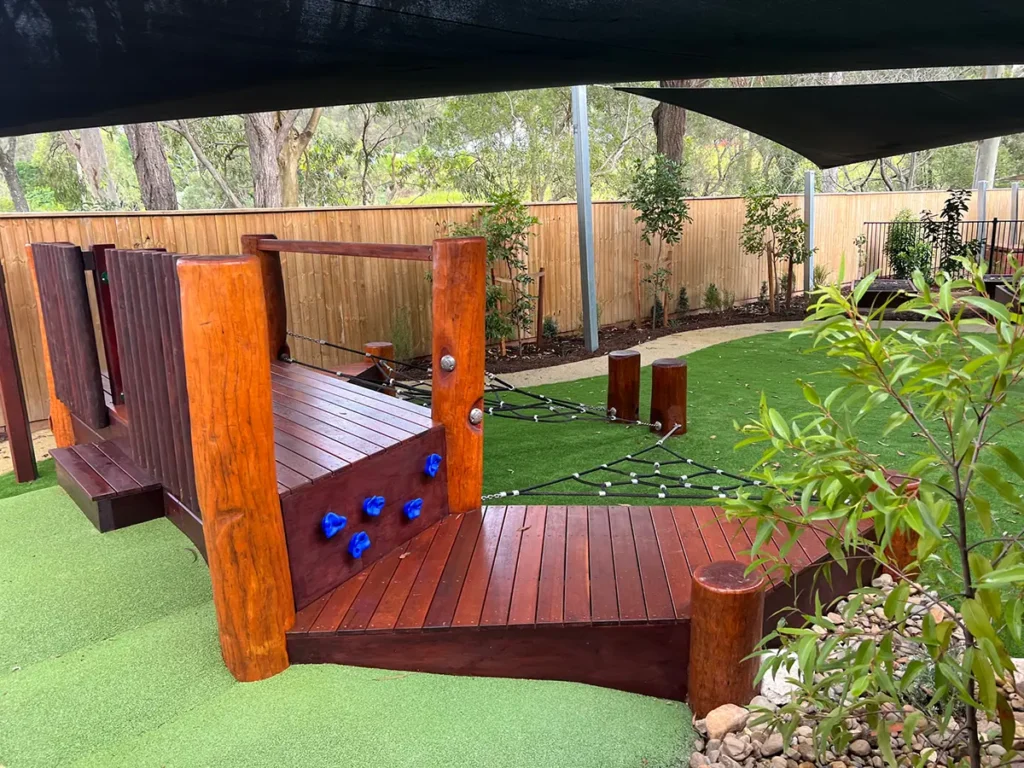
[424,453,443,478]
[362,496,386,517]
[403,498,423,520]
[321,512,348,539]
[348,531,371,558]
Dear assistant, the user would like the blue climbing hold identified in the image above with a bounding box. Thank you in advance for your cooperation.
[362,496,386,517]
[424,453,443,478]
[321,512,348,539]
[403,498,423,520]
[348,531,371,558]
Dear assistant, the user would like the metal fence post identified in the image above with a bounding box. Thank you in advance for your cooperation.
[804,170,816,292]
[1011,182,1020,246]
[571,85,599,353]
[977,180,989,263]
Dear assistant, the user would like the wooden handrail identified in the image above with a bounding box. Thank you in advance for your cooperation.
[257,239,431,261]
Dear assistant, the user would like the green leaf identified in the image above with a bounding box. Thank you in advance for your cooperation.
[972,652,997,711]
[993,445,1024,483]
[960,599,999,644]
[978,564,1024,586]
[768,408,791,441]
[960,295,1012,324]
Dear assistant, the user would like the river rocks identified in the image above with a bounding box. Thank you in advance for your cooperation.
[705,704,750,741]
[849,740,872,757]
[688,578,1024,768]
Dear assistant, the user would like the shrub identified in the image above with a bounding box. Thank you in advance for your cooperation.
[891,241,934,281]
[813,263,832,287]
[885,208,919,265]
[758,281,769,307]
[542,315,559,341]
[652,296,665,326]
[390,307,413,360]
[676,286,690,314]
[720,289,735,309]
[703,283,721,311]
[729,258,1024,768]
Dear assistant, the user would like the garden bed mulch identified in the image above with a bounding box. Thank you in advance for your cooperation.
[485,298,811,375]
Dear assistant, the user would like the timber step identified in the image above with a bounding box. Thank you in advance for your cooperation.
[286,506,874,701]
[51,440,164,533]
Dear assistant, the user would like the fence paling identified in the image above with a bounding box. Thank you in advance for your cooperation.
[0,189,1012,426]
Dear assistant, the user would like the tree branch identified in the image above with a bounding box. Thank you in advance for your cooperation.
[164,120,244,208]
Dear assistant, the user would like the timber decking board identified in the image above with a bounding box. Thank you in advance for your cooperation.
[293,504,871,644]
[268,361,436,495]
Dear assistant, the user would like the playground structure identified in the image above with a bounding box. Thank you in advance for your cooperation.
[29,233,870,705]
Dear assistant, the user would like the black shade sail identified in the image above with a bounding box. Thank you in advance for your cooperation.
[620,80,1024,169]
[3,1,1024,136]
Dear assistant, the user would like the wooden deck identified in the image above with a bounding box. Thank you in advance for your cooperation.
[287,505,870,700]
[270,360,435,496]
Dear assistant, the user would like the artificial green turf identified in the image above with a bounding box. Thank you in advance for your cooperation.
[0,486,692,768]
[0,457,57,500]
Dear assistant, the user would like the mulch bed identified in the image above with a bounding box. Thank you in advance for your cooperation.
[484,298,812,375]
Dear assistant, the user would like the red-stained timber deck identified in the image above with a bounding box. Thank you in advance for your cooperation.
[287,505,874,701]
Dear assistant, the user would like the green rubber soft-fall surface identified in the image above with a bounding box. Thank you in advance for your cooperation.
[0,485,691,768]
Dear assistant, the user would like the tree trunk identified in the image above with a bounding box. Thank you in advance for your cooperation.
[973,65,1007,189]
[166,120,244,208]
[124,123,178,210]
[652,79,706,163]
[766,252,776,314]
[244,112,283,208]
[278,108,323,208]
[786,256,795,307]
[61,128,119,208]
[0,138,29,212]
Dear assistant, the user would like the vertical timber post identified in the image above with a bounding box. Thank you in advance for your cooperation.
[177,254,294,682]
[650,358,687,436]
[688,560,765,718]
[571,85,599,353]
[432,237,486,514]
[607,350,641,423]
[534,269,546,350]
[241,234,289,360]
[803,170,816,293]
[26,244,75,448]
[0,261,36,481]
[364,341,395,396]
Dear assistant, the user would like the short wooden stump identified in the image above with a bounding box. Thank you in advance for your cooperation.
[650,358,687,436]
[607,350,641,422]
[688,559,765,718]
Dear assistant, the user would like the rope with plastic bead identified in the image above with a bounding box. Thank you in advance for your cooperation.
[482,425,767,503]
[282,331,662,428]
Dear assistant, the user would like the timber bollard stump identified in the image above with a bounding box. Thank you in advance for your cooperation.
[364,341,396,396]
[607,350,641,422]
[688,560,765,718]
[650,358,687,436]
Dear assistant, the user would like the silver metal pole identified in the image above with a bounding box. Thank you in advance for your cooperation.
[1011,182,1020,246]
[978,180,989,263]
[803,170,816,292]
[571,85,599,353]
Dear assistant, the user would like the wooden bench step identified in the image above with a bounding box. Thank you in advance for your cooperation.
[52,441,164,533]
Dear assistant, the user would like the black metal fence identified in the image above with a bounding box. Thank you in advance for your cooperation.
[860,218,1023,279]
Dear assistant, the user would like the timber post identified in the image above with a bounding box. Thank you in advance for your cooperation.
[241,234,289,360]
[364,341,395,396]
[26,244,75,448]
[650,358,687,436]
[177,254,294,682]
[431,236,486,514]
[688,560,765,718]
[0,260,36,481]
[607,350,640,423]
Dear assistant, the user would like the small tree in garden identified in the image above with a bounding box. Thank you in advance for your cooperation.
[921,189,982,276]
[627,154,691,327]
[451,191,539,355]
[740,187,813,313]
[728,259,1024,768]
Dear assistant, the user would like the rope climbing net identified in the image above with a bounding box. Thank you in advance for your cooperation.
[283,332,662,428]
[482,426,766,503]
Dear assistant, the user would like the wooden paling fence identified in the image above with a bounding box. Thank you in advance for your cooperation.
[0,189,1015,426]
